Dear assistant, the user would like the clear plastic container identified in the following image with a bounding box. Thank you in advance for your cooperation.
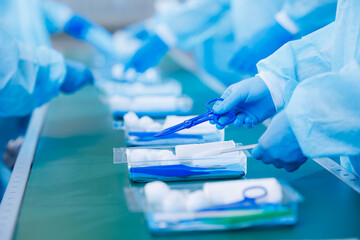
[113,143,247,182]
[124,179,303,234]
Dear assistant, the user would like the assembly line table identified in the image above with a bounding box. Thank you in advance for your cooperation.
[14,60,360,240]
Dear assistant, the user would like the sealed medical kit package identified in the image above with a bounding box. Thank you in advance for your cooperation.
[124,178,303,234]
[104,95,193,118]
[114,141,247,182]
[95,78,182,97]
[119,113,224,146]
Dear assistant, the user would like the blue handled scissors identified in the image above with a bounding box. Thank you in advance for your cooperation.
[154,98,235,138]
[197,186,268,211]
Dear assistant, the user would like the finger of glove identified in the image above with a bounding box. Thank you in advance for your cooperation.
[213,89,244,114]
[244,117,256,128]
[213,87,233,110]
[283,163,302,172]
[252,144,264,160]
[272,160,283,169]
[234,114,246,127]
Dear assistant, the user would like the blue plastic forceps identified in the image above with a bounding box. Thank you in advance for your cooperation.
[197,186,268,211]
[154,98,235,138]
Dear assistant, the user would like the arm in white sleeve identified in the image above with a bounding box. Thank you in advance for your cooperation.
[42,0,115,55]
[285,60,360,157]
[257,22,335,111]
[0,28,66,117]
[152,0,231,50]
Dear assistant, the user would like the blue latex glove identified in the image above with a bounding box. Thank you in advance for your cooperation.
[125,34,169,73]
[123,21,152,41]
[212,76,276,129]
[60,60,94,94]
[229,22,295,74]
[252,111,307,172]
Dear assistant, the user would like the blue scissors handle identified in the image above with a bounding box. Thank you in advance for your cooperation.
[208,98,236,127]
[154,98,236,137]
[197,186,268,212]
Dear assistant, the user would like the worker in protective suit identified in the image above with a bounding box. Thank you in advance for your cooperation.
[0,0,114,201]
[213,0,360,176]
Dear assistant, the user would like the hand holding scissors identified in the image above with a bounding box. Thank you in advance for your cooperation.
[154,98,236,138]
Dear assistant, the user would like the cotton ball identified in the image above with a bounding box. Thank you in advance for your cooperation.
[144,181,170,205]
[129,149,148,162]
[147,122,162,132]
[186,190,210,212]
[124,112,139,128]
[124,68,137,81]
[111,64,125,80]
[143,68,158,81]
[162,190,187,212]
[139,116,154,129]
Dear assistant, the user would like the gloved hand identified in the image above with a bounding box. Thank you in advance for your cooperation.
[252,111,307,172]
[212,76,276,129]
[125,34,169,73]
[60,60,94,93]
[229,22,295,74]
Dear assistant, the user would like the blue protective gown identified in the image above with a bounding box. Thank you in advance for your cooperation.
[257,0,360,176]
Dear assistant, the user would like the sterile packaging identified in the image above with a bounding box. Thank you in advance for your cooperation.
[113,141,247,182]
[104,95,193,118]
[119,113,224,146]
[124,178,303,234]
[95,79,182,97]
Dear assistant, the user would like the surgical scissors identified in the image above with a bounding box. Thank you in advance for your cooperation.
[197,186,268,211]
[154,98,235,138]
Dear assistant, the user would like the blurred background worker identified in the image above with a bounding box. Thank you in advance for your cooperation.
[122,0,337,86]
[213,0,360,176]
[0,0,115,202]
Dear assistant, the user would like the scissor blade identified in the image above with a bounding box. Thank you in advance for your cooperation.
[153,122,187,137]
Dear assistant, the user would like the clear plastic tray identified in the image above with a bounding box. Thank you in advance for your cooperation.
[116,120,224,146]
[113,143,247,182]
[124,179,303,234]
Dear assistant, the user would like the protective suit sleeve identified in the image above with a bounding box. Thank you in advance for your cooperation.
[42,0,74,34]
[285,60,360,157]
[42,0,115,55]
[278,0,337,36]
[152,0,231,50]
[257,22,335,110]
[0,28,66,117]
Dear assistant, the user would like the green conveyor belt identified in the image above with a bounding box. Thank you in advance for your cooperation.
[15,59,360,240]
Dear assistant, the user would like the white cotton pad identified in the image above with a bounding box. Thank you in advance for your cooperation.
[175,141,238,158]
[162,115,218,135]
[124,112,139,128]
[203,178,283,205]
[144,181,170,205]
[128,149,148,162]
[111,64,125,80]
[132,96,178,112]
[162,190,187,212]
[186,190,210,212]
